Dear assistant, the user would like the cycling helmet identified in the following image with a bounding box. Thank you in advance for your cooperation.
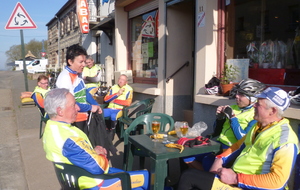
[205,86,219,95]
[290,94,300,105]
[235,78,266,97]
[229,84,238,99]
[289,87,300,105]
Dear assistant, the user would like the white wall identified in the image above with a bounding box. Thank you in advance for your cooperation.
[194,0,218,95]
[114,6,128,71]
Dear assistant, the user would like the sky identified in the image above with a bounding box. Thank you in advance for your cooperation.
[0,1,68,70]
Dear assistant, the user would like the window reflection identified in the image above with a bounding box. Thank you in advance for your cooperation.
[130,10,158,82]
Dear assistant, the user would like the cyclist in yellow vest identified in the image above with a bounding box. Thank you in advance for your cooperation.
[82,56,102,89]
[42,88,149,190]
[20,74,50,104]
[104,74,133,140]
[216,79,266,150]
[21,74,50,98]
[178,87,299,190]
[184,79,265,170]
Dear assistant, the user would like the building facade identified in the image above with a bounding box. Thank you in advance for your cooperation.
[46,0,96,71]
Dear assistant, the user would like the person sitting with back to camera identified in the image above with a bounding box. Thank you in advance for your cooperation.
[183,78,266,171]
[42,88,149,190]
[177,87,299,190]
[103,74,133,141]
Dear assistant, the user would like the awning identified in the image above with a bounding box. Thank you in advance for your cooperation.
[92,13,115,45]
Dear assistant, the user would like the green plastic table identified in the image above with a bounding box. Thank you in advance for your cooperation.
[125,134,221,190]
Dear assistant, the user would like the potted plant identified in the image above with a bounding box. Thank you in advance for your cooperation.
[247,41,273,68]
[220,63,239,96]
[260,51,272,68]
[247,42,260,68]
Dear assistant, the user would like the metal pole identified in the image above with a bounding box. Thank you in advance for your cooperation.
[56,15,60,71]
[20,29,29,91]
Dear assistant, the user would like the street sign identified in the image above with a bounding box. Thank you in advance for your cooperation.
[141,15,155,38]
[5,2,37,30]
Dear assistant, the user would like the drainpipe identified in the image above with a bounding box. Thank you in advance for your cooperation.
[55,15,60,72]
[217,0,225,78]
[163,1,167,114]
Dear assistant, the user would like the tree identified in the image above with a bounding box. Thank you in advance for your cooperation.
[5,44,22,62]
[5,39,48,62]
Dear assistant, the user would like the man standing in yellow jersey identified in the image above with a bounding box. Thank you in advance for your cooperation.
[82,56,102,90]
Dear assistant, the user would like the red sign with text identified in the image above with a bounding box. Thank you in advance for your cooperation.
[77,0,89,34]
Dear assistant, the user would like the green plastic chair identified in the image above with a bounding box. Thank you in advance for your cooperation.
[118,98,155,140]
[31,92,49,138]
[53,162,132,190]
[123,113,174,170]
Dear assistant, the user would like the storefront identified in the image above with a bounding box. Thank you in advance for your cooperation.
[114,0,300,139]
[115,0,196,123]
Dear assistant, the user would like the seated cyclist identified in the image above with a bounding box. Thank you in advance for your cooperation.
[184,78,266,171]
[43,88,149,190]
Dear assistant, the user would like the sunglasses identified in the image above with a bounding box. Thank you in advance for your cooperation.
[39,82,49,85]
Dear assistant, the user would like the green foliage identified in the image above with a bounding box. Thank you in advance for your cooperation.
[5,45,22,62]
[260,51,272,63]
[220,63,239,84]
[248,45,272,63]
[5,39,48,62]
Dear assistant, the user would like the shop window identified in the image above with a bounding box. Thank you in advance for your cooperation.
[74,13,79,28]
[60,22,64,36]
[64,18,68,33]
[67,16,71,32]
[289,5,300,31]
[226,0,300,86]
[130,10,158,84]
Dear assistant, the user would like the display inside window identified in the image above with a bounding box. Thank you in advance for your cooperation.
[227,0,300,86]
[231,0,300,69]
[130,10,158,81]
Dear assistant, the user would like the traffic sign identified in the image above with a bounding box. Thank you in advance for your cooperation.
[141,15,155,38]
[5,2,37,30]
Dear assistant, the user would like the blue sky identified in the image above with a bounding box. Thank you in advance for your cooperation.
[0,1,67,70]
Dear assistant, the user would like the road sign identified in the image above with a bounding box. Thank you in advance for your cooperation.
[141,15,155,38]
[5,2,37,30]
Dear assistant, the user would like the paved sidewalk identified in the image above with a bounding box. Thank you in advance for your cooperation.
[0,71,60,190]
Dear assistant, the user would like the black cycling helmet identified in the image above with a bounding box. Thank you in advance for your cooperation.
[235,78,266,97]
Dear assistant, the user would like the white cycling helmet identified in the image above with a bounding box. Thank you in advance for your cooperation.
[290,95,300,105]
[289,87,300,105]
[236,78,266,97]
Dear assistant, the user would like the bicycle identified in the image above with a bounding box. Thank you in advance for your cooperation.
[48,71,59,89]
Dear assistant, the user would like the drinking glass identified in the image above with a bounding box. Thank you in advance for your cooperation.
[152,121,161,142]
[180,121,189,137]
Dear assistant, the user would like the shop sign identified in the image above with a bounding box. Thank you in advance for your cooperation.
[77,0,89,34]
